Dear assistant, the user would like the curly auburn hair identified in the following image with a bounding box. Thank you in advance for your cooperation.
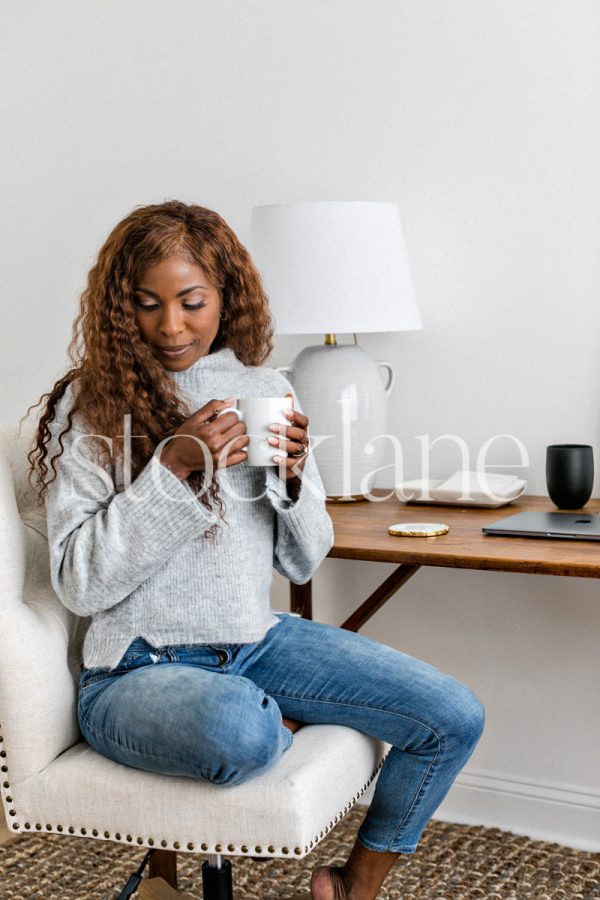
[22,200,275,539]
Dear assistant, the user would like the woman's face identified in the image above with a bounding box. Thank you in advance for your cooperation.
[134,254,222,371]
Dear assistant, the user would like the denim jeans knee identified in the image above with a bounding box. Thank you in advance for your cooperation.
[448,684,486,751]
[206,691,293,786]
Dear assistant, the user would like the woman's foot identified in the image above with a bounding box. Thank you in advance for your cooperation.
[307,839,399,900]
[276,833,399,899]
[309,864,348,899]
[271,865,345,899]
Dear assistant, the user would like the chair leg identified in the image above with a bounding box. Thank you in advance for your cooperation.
[149,849,178,889]
[202,854,233,900]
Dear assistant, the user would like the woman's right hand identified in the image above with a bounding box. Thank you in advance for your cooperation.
[159,398,249,480]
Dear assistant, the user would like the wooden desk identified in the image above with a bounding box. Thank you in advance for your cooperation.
[290,492,600,631]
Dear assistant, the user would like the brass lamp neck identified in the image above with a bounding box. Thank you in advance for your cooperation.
[323,333,359,346]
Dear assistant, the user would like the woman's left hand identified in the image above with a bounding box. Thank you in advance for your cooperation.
[269,392,309,484]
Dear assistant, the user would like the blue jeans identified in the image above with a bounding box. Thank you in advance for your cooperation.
[78,613,484,853]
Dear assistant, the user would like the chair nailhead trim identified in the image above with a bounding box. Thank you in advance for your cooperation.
[0,750,388,859]
[306,751,389,857]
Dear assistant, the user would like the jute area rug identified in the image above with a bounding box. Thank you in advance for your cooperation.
[1,807,599,899]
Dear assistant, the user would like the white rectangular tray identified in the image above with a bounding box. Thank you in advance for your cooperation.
[395,478,527,509]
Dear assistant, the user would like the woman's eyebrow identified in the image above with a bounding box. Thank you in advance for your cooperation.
[135,285,209,298]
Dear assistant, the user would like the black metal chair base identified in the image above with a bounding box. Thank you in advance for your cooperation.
[202,856,233,900]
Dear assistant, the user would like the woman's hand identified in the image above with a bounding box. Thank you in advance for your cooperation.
[159,398,249,480]
[269,392,310,489]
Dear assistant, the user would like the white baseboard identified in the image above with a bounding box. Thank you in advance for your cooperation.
[358,766,600,852]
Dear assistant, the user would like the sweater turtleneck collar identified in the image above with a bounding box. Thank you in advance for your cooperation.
[168,346,245,391]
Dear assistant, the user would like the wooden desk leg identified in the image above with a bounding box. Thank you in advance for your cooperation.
[290,581,313,619]
[289,565,421,633]
[149,849,177,890]
[341,564,421,632]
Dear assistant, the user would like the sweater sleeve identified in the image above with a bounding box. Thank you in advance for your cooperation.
[263,373,334,584]
[45,408,219,617]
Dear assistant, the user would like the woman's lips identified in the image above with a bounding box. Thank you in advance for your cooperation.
[157,344,192,357]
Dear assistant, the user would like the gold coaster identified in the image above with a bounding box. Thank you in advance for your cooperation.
[388,522,450,537]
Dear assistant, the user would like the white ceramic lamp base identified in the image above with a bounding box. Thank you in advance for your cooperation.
[277,342,394,501]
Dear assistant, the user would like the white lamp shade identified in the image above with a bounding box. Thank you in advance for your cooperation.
[248,201,422,334]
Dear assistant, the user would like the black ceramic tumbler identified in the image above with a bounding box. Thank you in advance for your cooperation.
[546,444,594,509]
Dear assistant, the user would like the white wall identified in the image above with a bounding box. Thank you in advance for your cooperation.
[2,0,599,849]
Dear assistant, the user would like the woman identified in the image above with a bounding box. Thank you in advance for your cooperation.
[26,201,485,900]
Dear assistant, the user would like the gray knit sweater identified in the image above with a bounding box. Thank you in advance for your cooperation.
[45,347,334,668]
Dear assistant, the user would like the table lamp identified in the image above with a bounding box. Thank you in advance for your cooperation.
[248,201,422,500]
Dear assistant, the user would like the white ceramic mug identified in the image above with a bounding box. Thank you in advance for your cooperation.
[216,396,293,466]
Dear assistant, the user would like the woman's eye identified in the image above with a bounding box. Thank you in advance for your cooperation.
[135,301,206,311]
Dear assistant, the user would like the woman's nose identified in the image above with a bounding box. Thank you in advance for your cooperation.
[158,306,184,335]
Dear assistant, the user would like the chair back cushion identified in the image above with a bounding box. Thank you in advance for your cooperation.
[0,422,85,785]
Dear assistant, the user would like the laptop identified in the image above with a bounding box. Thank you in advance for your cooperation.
[482,511,600,542]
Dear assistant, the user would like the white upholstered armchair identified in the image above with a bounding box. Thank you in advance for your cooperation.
[0,422,388,898]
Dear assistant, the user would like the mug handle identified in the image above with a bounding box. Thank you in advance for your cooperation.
[216,406,244,421]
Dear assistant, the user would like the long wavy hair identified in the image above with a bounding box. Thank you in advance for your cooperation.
[22,200,275,538]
